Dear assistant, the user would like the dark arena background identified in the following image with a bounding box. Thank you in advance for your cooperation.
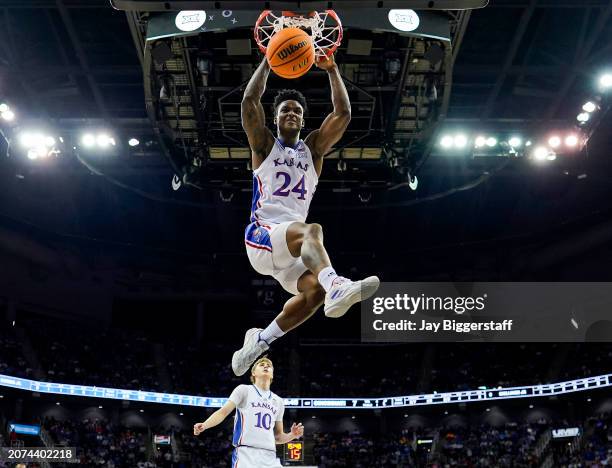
[1,0,612,467]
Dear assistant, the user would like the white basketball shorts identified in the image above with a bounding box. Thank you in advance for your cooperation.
[231,446,282,468]
[244,221,308,295]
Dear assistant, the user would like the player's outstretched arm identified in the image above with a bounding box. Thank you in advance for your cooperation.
[193,400,236,436]
[274,421,304,444]
[241,58,274,163]
[305,54,351,159]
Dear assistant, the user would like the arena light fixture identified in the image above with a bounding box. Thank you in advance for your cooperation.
[96,134,114,148]
[453,134,468,149]
[0,103,9,113]
[486,137,497,147]
[525,140,532,147]
[27,148,46,160]
[577,112,590,123]
[547,154,556,161]
[565,135,579,147]
[82,133,96,148]
[128,138,140,147]
[582,101,597,113]
[534,146,549,161]
[1,109,15,121]
[19,132,44,148]
[548,136,561,148]
[508,137,522,148]
[599,73,612,90]
[81,132,116,149]
[18,131,59,159]
[474,136,486,148]
[440,135,454,149]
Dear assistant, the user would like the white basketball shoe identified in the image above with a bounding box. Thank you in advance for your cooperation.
[232,328,269,376]
[323,276,380,318]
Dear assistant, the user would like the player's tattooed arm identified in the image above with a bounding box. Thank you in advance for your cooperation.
[193,400,236,435]
[306,54,351,160]
[274,421,304,444]
[241,58,275,166]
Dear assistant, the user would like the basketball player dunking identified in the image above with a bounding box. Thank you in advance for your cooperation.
[194,357,303,468]
[232,54,380,376]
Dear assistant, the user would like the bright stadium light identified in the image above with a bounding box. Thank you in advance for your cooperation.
[1,110,15,121]
[0,103,9,113]
[547,154,557,161]
[20,132,40,148]
[534,146,549,161]
[440,135,454,149]
[526,140,532,147]
[508,137,522,148]
[582,101,597,113]
[486,137,497,147]
[548,136,561,148]
[599,73,612,90]
[128,138,140,147]
[17,131,59,160]
[565,135,579,147]
[82,134,96,147]
[96,134,112,148]
[27,149,41,160]
[474,136,486,148]
[454,134,468,148]
[577,112,590,123]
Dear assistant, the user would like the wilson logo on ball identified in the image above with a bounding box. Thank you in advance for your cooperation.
[276,40,308,60]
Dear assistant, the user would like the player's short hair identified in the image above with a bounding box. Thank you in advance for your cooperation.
[273,89,307,116]
[250,356,274,384]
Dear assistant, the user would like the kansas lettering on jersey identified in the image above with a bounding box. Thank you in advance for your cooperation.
[250,138,318,224]
[229,384,285,452]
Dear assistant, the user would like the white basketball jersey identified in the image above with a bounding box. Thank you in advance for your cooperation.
[250,138,318,225]
[229,384,285,452]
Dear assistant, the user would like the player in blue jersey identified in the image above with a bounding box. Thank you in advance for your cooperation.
[232,54,380,376]
[194,357,303,468]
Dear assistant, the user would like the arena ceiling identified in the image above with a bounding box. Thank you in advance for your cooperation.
[0,0,610,182]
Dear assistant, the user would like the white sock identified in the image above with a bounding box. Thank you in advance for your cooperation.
[318,266,338,292]
[258,320,285,345]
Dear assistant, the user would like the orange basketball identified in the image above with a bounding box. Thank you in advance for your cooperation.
[266,27,315,79]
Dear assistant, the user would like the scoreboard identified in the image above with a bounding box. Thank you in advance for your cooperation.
[285,441,304,462]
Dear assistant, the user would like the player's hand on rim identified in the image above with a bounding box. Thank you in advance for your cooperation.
[290,422,304,438]
[315,52,336,71]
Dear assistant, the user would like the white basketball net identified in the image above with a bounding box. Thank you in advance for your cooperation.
[255,10,343,60]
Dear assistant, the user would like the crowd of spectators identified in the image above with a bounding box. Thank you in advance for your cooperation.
[299,343,612,397]
[177,427,232,466]
[24,318,161,392]
[0,412,609,466]
[312,430,423,467]
[0,325,33,380]
[165,342,244,397]
[580,413,612,466]
[44,417,152,467]
[435,422,546,467]
[2,317,612,400]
